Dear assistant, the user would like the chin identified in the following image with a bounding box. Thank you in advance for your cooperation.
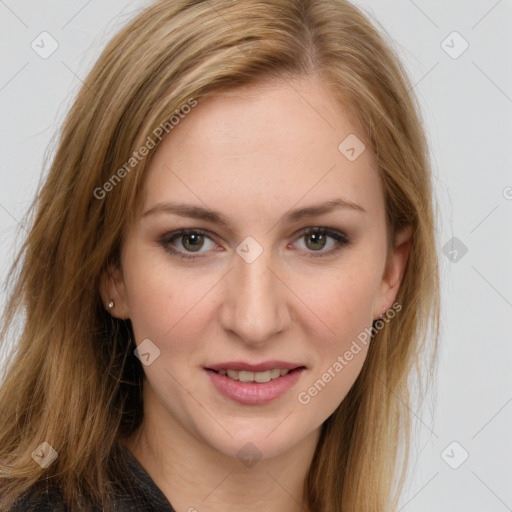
[198,420,307,463]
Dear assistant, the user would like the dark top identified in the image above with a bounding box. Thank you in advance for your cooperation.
[9,445,176,511]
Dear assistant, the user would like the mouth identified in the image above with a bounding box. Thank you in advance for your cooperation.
[205,366,306,383]
[204,362,307,405]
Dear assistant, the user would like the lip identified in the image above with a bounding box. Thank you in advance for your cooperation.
[205,361,304,372]
[204,365,306,405]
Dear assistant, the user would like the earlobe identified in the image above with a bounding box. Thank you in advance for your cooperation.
[374,225,413,319]
[99,265,130,319]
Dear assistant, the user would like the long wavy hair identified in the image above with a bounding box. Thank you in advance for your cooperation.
[0,0,440,510]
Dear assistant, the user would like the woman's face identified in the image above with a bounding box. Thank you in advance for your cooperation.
[105,76,410,461]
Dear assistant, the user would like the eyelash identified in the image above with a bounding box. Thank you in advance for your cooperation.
[158,227,350,261]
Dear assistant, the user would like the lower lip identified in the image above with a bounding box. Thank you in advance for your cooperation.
[205,368,305,405]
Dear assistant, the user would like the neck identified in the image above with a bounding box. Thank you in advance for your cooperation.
[122,404,319,512]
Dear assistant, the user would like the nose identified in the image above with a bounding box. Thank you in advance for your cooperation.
[218,243,290,346]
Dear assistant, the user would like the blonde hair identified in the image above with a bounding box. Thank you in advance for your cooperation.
[0,1,440,510]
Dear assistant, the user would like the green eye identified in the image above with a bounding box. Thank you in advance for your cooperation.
[159,227,350,261]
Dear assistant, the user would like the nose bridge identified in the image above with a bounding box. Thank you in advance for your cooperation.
[220,241,288,344]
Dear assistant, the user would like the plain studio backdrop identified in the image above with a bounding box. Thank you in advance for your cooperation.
[0,1,511,510]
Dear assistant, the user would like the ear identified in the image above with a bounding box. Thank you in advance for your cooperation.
[99,264,130,319]
[373,225,413,320]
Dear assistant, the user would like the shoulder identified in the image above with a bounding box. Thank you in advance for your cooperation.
[8,482,105,512]
[4,444,175,512]
[8,482,67,512]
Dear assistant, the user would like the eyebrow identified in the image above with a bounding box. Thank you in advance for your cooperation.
[142,198,366,227]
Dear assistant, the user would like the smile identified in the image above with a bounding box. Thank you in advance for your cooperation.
[212,368,291,383]
[204,363,306,405]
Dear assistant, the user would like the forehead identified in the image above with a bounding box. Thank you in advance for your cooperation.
[140,76,383,227]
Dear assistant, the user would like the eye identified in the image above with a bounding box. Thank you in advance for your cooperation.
[159,229,217,260]
[158,227,350,261]
[292,227,350,257]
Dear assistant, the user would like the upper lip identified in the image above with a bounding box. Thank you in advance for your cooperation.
[205,361,305,372]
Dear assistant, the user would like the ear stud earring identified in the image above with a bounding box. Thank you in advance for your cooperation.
[108,300,115,309]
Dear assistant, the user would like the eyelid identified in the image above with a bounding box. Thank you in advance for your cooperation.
[158,228,217,260]
[158,226,350,260]
[289,227,350,258]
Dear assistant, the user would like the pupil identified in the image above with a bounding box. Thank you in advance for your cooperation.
[184,234,203,251]
[307,233,325,251]
[181,233,327,252]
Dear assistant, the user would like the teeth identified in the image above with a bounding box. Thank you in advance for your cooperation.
[239,371,255,382]
[227,369,239,379]
[219,368,291,382]
[269,369,281,379]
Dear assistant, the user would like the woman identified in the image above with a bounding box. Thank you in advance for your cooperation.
[0,0,440,510]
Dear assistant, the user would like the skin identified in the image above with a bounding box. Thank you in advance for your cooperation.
[101,75,411,512]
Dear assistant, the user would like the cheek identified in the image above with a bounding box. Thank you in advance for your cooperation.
[121,247,218,359]
[120,244,176,338]
[294,258,382,406]
[303,263,381,348]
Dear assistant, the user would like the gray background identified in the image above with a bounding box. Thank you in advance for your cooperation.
[0,1,511,510]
